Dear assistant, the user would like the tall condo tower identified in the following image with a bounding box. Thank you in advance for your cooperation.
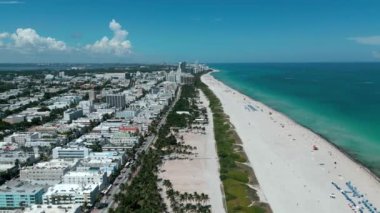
[176,62,182,84]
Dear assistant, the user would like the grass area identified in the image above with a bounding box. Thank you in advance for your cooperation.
[195,74,272,213]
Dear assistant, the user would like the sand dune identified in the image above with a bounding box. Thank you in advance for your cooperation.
[202,73,380,213]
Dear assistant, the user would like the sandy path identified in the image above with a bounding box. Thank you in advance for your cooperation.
[202,73,380,213]
[158,90,225,213]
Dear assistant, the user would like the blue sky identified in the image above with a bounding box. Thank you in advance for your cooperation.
[0,0,380,63]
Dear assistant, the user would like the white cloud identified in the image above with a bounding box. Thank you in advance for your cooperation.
[0,28,67,52]
[0,1,23,4]
[0,32,9,46]
[0,20,133,60]
[85,19,131,56]
[10,28,67,51]
[348,36,380,45]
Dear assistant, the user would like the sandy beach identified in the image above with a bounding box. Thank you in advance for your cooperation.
[202,73,380,213]
[158,90,225,213]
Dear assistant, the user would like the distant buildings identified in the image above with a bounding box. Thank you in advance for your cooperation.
[109,133,138,147]
[4,132,40,147]
[2,107,50,124]
[106,94,126,109]
[115,110,138,120]
[45,74,54,80]
[58,71,65,78]
[165,62,194,85]
[20,107,51,122]
[0,89,22,100]
[166,71,177,83]
[176,62,182,83]
[52,147,90,159]
[48,95,81,110]
[78,101,94,115]
[181,73,194,84]
[95,73,126,80]
[3,114,25,124]
[179,61,187,72]
[63,108,83,123]
[0,150,35,166]
[104,73,126,80]
[191,63,208,74]
[88,90,96,101]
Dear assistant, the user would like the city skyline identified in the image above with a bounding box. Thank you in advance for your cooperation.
[1,0,380,63]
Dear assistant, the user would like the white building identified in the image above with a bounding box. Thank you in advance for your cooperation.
[0,150,35,165]
[181,73,194,84]
[58,71,65,78]
[48,102,70,110]
[63,108,83,122]
[4,132,40,146]
[105,94,126,109]
[79,159,118,177]
[20,159,78,185]
[43,183,99,206]
[166,70,177,83]
[109,133,138,147]
[176,62,182,83]
[45,74,54,80]
[78,100,94,115]
[88,90,96,101]
[25,204,81,213]
[115,110,138,119]
[103,73,126,80]
[24,138,58,147]
[57,96,81,104]
[52,146,89,159]
[62,171,108,190]
[2,114,26,124]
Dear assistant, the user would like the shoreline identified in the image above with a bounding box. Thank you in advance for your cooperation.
[202,71,380,212]
[210,69,380,183]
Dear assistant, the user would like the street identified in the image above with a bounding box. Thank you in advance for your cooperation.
[93,86,182,213]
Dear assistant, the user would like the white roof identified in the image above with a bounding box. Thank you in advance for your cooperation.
[44,183,97,196]
[25,204,81,213]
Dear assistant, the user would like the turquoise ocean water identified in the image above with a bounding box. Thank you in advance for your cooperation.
[211,63,380,177]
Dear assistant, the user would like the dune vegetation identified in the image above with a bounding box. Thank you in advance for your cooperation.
[195,74,271,213]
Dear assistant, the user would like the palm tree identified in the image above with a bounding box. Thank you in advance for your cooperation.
[179,194,186,203]
[195,203,203,212]
[174,190,180,199]
[183,192,189,202]
[188,193,194,203]
[194,192,201,203]
[200,193,209,204]
[163,179,172,189]
[166,189,174,200]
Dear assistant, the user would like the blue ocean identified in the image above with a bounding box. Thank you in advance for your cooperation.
[211,63,380,177]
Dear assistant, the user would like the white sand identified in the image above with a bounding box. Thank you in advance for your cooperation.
[202,73,380,213]
[159,90,226,213]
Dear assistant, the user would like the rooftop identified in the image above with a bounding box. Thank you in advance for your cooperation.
[25,204,81,213]
[64,170,103,177]
[22,159,78,170]
[44,183,97,195]
[0,180,44,194]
